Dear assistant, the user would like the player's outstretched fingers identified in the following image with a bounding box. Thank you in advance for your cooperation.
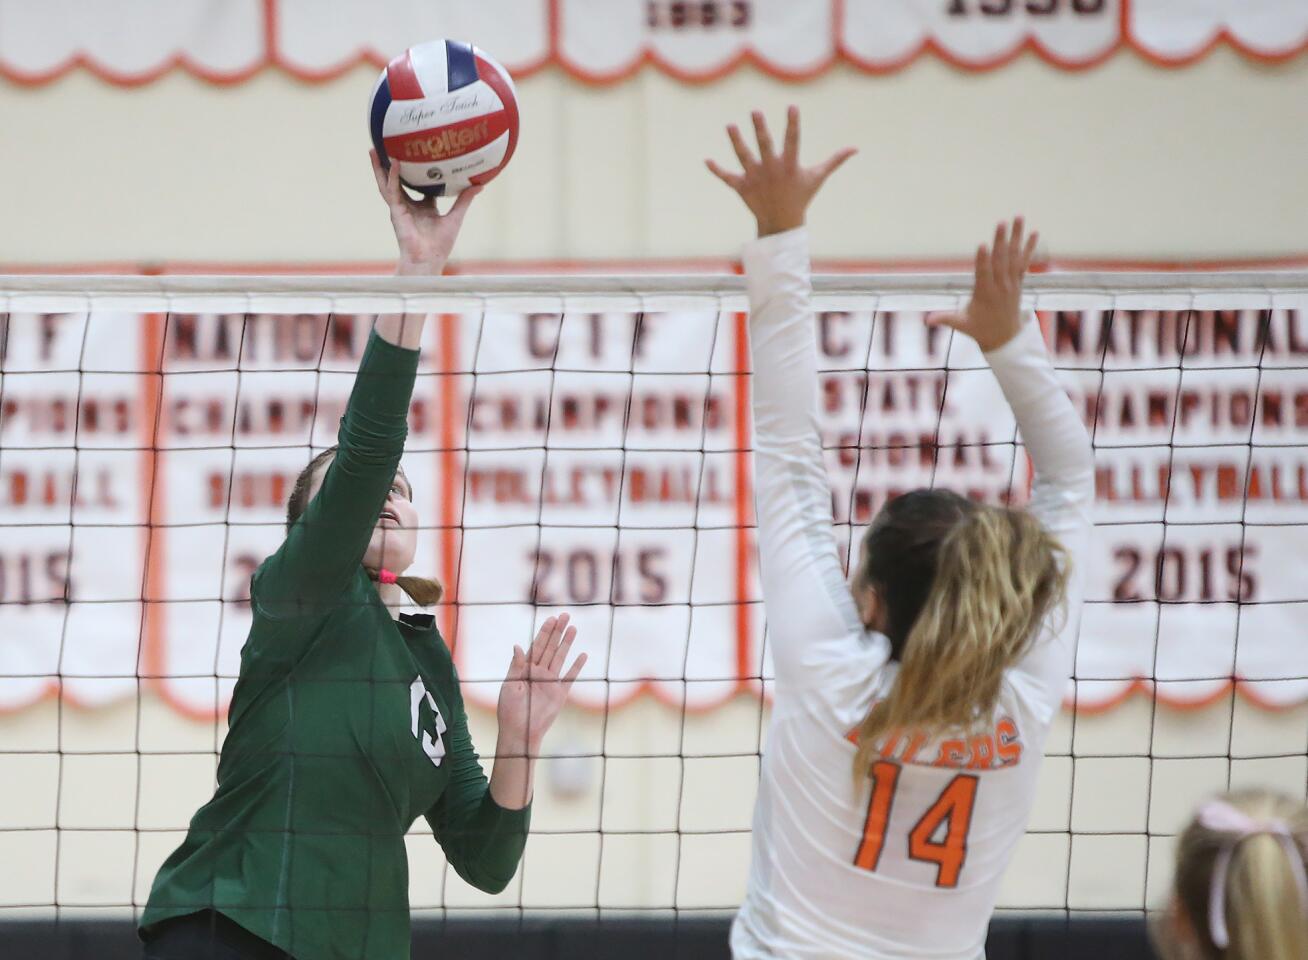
[375,149,405,210]
[530,616,556,666]
[443,185,481,227]
[975,242,990,286]
[925,311,962,332]
[506,644,527,681]
[813,148,857,189]
[990,221,1009,288]
[727,124,757,171]
[1009,218,1026,281]
[562,652,588,689]
[1021,230,1040,273]
[751,111,775,161]
[782,105,800,169]
[370,150,389,196]
[387,155,400,196]
[533,621,555,667]
[542,613,569,665]
[705,158,743,191]
[549,625,577,677]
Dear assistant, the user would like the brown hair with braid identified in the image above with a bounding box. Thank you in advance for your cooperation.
[285,446,443,607]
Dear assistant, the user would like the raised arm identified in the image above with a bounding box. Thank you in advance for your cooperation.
[707,109,871,684]
[424,686,530,895]
[426,615,585,893]
[374,148,480,345]
[252,331,418,618]
[252,153,478,620]
[929,220,1095,717]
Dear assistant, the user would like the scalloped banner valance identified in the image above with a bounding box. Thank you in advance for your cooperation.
[0,0,1304,87]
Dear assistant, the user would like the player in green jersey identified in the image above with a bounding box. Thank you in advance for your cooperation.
[139,152,587,960]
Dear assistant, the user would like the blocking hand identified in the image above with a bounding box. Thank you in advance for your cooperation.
[927,218,1041,353]
[705,106,856,238]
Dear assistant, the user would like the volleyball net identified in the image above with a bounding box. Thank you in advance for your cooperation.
[1,272,1306,924]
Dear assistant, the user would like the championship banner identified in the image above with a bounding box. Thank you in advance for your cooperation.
[1,305,1305,718]
[1,0,1304,86]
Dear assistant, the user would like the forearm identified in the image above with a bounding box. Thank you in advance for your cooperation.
[984,319,1094,540]
[373,312,426,350]
[427,708,532,894]
[742,226,863,659]
[373,259,441,349]
[336,330,418,466]
[487,732,535,811]
[984,318,1093,487]
[436,788,531,894]
[744,227,821,444]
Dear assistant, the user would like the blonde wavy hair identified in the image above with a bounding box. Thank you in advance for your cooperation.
[1156,790,1308,960]
[852,489,1068,776]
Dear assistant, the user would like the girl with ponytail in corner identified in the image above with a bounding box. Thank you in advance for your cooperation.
[707,107,1094,959]
[138,151,586,960]
[1157,791,1308,960]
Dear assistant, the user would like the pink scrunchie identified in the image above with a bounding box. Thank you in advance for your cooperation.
[377,569,398,585]
[1196,799,1308,949]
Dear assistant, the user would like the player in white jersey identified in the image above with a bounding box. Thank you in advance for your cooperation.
[706,107,1094,959]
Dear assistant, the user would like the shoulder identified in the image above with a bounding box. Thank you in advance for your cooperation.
[247,553,285,613]
[773,629,891,715]
[401,615,454,660]
[404,618,465,697]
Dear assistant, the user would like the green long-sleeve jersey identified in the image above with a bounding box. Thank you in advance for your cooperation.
[140,331,530,960]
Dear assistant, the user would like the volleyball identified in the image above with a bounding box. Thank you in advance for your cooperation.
[367,39,519,197]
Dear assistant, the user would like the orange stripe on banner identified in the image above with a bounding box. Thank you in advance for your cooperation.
[733,306,753,693]
[0,53,266,88]
[134,302,227,722]
[261,0,277,63]
[139,310,167,694]
[438,313,462,653]
[1065,678,1308,716]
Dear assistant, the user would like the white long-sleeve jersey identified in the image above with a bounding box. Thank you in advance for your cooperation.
[730,229,1094,960]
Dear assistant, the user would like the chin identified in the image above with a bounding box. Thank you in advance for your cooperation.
[366,534,416,574]
[394,556,417,575]
[376,552,415,575]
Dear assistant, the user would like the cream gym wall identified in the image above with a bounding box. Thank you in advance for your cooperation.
[0,50,1306,265]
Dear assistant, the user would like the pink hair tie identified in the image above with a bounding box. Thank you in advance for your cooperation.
[1196,799,1308,949]
[378,569,398,585]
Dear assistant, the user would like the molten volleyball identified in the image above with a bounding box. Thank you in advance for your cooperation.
[368,39,519,198]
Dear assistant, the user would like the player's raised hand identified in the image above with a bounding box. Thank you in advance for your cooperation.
[497,613,587,756]
[927,217,1041,353]
[705,106,856,238]
[370,148,480,277]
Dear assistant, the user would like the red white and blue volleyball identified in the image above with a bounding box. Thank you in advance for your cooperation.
[368,39,519,197]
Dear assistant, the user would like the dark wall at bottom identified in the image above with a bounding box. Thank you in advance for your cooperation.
[0,915,1155,960]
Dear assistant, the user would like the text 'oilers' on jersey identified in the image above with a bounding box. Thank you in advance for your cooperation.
[140,332,530,960]
[730,229,1094,960]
